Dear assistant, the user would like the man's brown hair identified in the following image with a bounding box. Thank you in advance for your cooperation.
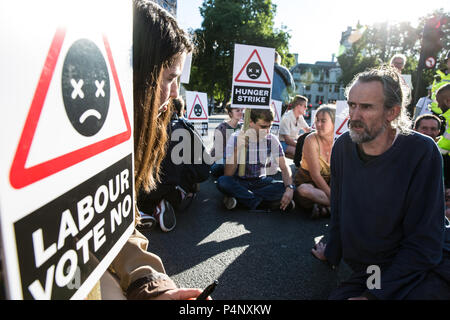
[250,108,274,124]
[414,114,442,131]
[290,95,308,108]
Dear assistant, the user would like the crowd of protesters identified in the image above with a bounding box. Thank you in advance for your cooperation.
[126,1,450,299]
[2,0,449,301]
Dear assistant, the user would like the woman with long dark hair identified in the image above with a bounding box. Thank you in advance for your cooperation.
[102,1,204,300]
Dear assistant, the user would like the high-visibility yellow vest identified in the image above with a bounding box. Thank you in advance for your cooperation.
[430,70,450,115]
[437,108,450,155]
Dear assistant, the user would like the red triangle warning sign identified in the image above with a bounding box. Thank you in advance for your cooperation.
[271,101,281,124]
[9,28,131,189]
[336,116,350,135]
[188,94,208,120]
[234,49,271,85]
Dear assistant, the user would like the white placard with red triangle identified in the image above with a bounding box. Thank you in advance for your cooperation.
[271,100,282,125]
[186,91,209,123]
[231,44,274,109]
[269,100,282,136]
[234,47,273,85]
[0,0,134,300]
[334,101,350,141]
[180,52,192,84]
[310,110,317,130]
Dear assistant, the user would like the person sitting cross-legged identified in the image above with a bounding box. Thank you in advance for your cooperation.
[216,108,296,212]
[210,103,243,178]
[295,105,336,218]
[312,67,450,300]
[279,95,311,159]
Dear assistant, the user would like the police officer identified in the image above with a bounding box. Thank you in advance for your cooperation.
[436,83,450,154]
[431,50,450,115]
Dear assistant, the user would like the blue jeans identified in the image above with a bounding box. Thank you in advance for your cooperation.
[217,175,286,210]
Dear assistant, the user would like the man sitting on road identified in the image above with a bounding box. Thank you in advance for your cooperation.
[216,108,295,212]
[279,95,311,159]
[312,67,450,300]
[414,113,450,220]
[414,113,442,142]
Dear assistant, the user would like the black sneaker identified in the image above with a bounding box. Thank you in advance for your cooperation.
[154,199,176,232]
[138,211,157,229]
[176,185,195,211]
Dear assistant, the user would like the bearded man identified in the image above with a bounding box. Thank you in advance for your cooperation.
[312,67,450,300]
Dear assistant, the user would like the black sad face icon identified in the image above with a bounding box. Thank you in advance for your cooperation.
[246,62,262,80]
[194,104,203,117]
[62,39,110,137]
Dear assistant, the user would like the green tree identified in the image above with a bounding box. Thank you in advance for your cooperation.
[337,10,449,111]
[338,21,421,87]
[186,0,292,106]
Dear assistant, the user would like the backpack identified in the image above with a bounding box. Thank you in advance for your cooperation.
[294,131,314,167]
[161,116,211,191]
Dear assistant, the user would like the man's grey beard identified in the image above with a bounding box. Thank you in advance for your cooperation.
[349,120,387,144]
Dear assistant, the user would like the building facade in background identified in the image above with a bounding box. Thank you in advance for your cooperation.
[290,59,345,113]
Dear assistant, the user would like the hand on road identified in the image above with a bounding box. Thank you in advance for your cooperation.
[280,189,294,210]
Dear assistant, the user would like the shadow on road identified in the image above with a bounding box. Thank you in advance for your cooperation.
[141,170,352,300]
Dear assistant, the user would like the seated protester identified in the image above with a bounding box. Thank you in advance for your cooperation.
[100,0,203,301]
[216,108,296,212]
[279,95,311,159]
[414,113,442,142]
[425,85,450,221]
[210,103,243,177]
[295,105,336,218]
[414,113,450,188]
[312,67,450,300]
[172,94,186,119]
[138,97,211,232]
[414,113,450,220]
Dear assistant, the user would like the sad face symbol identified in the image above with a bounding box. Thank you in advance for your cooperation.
[246,62,262,80]
[194,104,203,117]
[62,39,110,137]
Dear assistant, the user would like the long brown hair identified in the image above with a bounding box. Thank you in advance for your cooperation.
[133,0,193,195]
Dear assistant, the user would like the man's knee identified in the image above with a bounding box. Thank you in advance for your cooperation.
[217,175,235,192]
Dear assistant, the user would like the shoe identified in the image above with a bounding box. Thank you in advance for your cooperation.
[310,204,321,219]
[138,211,157,230]
[154,199,176,232]
[320,206,331,218]
[176,185,195,211]
[223,196,237,210]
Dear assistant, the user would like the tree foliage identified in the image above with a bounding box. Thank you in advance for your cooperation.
[337,9,449,106]
[186,0,292,105]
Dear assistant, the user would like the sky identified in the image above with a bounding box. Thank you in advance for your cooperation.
[177,0,449,65]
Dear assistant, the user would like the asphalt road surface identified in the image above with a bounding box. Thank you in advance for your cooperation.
[139,115,352,300]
